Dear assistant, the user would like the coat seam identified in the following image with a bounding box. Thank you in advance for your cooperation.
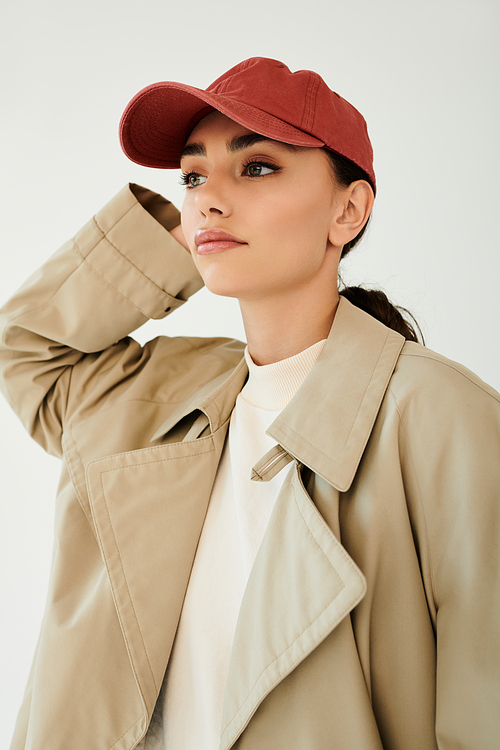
[0,243,85,332]
[67,397,186,430]
[63,426,94,526]
[0,246,87,415]
[386,384,438,616]
[399,352,500,403]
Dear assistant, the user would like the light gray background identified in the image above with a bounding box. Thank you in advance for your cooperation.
[1,0,498,743]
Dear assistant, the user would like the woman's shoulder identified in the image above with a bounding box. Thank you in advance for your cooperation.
[396,341,499,399]
[133,333,247,402]
[387,340,500,426]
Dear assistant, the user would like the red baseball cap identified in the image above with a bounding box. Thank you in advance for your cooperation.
[119,57,376,192]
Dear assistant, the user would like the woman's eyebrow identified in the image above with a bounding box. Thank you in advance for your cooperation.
[227,133,299,152]
[180,133,298,160]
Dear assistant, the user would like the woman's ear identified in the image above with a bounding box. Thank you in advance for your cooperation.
[328,180,374,247]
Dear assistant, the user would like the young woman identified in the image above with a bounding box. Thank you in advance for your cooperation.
[1,57,499,750]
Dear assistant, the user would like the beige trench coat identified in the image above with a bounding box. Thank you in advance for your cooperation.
[1,185,499,750]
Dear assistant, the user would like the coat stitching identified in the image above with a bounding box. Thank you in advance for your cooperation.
[295,468,364,583]
[88,441,215,469]
[86,487,149,717]
[399,351,500,403]
[387,384,438,617]
[108,714,144,749]
[98,471,159,696]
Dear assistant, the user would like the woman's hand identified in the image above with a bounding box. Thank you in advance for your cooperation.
[170,223,190,253]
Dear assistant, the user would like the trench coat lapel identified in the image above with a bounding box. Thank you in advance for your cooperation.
[85,434,223,715]
[220,461,367,750]
[84,360,248,717]
[150,357,248,442]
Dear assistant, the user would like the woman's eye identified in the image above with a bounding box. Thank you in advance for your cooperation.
[180,172,207,189]
[244,162,277,177]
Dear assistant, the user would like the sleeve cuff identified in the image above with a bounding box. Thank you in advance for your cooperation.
[74,184,203,320]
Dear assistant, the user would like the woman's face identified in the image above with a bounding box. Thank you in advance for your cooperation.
[180,111,345,303]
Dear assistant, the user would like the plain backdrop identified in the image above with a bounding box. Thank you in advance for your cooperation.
[0,0,498,743]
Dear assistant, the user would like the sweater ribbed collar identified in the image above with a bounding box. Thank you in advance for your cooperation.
[240,340,327,411]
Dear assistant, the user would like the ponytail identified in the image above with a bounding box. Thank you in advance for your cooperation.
[325,150,424,344]
[339,286,424,344]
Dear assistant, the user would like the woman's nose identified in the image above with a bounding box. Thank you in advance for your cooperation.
[194,174,232,218]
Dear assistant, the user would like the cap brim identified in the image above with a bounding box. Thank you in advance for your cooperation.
[119,81,324,169]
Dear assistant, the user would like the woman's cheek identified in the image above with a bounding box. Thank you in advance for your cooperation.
[180,200,196,252]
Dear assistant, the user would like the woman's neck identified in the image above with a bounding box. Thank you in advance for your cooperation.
[239,287,339,366]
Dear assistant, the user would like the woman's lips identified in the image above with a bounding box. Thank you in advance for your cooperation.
[195,228,247,255]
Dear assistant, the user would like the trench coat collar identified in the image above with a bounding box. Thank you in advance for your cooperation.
[268,297,405,491]
[150,355,249,442]
[153,297,405,492]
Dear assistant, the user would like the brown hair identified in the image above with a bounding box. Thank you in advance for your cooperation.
[325,150,424,344]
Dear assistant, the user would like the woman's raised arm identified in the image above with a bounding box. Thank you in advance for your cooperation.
[0,184,203,457]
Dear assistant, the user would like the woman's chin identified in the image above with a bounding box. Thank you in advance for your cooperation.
[204,281,251,300]
[201,270,256,300]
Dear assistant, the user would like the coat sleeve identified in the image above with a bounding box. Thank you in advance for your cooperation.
[0,183,204,458]
[394,347,500,749]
